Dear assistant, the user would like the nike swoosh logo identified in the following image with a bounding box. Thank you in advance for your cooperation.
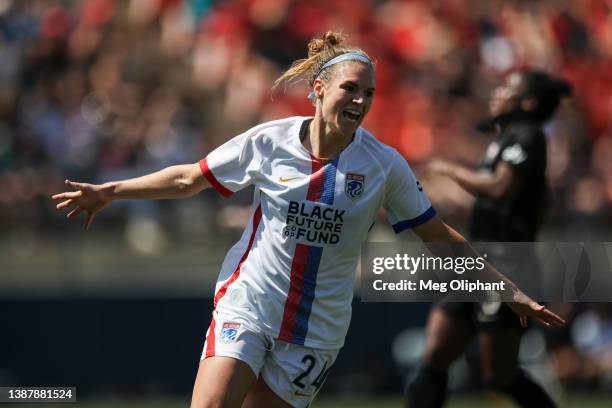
[294,391,312,397]
[279,176,299,183]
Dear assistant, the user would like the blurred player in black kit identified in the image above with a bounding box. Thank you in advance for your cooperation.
[407,70,572,408]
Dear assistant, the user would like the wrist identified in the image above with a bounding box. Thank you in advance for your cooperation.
[100,182,118,201]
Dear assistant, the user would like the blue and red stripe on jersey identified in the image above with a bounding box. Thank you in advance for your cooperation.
[306,156,339,205]
[279,156,338,344]
[278,243,323,344]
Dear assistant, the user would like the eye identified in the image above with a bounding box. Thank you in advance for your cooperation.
[366,90,375,98]
[341,84,355,92]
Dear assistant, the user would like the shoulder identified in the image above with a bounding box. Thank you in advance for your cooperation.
[357,128,410,174]
[505,122,545,148]
[233,116,306,155]
[243,116,305,142]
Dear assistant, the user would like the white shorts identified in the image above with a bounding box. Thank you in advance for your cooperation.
[201,309,339,408]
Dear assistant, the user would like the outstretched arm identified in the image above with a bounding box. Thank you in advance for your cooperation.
[51,163,210,230]
[413,215,565,328]
[429,160,514,199]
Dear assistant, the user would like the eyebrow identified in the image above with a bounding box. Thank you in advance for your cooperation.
[342,80,376,92]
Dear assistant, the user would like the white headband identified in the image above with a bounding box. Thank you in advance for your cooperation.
[314,52,372,80]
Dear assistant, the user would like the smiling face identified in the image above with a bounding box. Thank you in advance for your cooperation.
[313,61,375,138]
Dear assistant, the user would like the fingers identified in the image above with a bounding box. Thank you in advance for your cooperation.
[57,203,95,229]
[51,180,97,230]
[52,191,83,201]
[539,307,566,326]
[85,212,95,231]
[65,179,87,189]
[51,180,87,200]
[526,301,566,326]
[56,199,74,209]
[514,300,566,328]
[522,313,550,328]
[530,302,564,324]
[527,307,565,328]
[67,207,84,219]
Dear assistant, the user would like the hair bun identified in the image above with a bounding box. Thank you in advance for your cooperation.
[307,31,345,57]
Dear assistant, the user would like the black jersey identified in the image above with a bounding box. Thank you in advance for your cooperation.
[469,121,548,241]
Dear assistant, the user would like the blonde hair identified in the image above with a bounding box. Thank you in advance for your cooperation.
[273,31,372,91]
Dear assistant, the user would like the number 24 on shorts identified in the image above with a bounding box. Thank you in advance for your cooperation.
[292,355,331,392]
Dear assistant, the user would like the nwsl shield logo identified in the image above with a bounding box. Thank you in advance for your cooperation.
[220,322,240,343]
[345,173,365,199]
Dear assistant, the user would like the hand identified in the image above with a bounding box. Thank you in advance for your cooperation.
[508,291,566,328]
[51,180,112,230]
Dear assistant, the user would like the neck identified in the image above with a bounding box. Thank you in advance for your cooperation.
[494,111,535,130]
[306,116,354,160]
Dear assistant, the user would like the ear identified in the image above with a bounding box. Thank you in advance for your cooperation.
[313,78,325,100]
[520,97,538,112]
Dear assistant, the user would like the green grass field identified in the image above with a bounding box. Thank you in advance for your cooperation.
[4,395,611,408]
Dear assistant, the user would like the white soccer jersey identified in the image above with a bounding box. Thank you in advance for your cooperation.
[200,116,435,349]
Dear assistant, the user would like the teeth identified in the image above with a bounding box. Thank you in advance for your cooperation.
[343,109,361,123]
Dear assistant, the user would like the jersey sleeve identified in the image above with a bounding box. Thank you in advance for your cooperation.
[199,129,265,197]
[498,128,541,177]
[384,152,436,233]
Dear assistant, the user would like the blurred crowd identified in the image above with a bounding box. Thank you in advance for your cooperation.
[0,0,610,235]
[0,0,611,394]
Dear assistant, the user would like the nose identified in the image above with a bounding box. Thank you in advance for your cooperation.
[353,95,365,104]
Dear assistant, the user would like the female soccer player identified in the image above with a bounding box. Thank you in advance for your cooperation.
[408,70,572,408]
[52,33,564,408]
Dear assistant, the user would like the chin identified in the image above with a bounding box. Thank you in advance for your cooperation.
[339,124,357,137]
[329,122,349,135]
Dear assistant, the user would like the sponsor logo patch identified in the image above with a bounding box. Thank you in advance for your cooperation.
[220,322,240,343]
[345,173,365,199]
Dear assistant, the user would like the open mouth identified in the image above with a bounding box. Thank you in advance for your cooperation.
[342,109,361,123]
